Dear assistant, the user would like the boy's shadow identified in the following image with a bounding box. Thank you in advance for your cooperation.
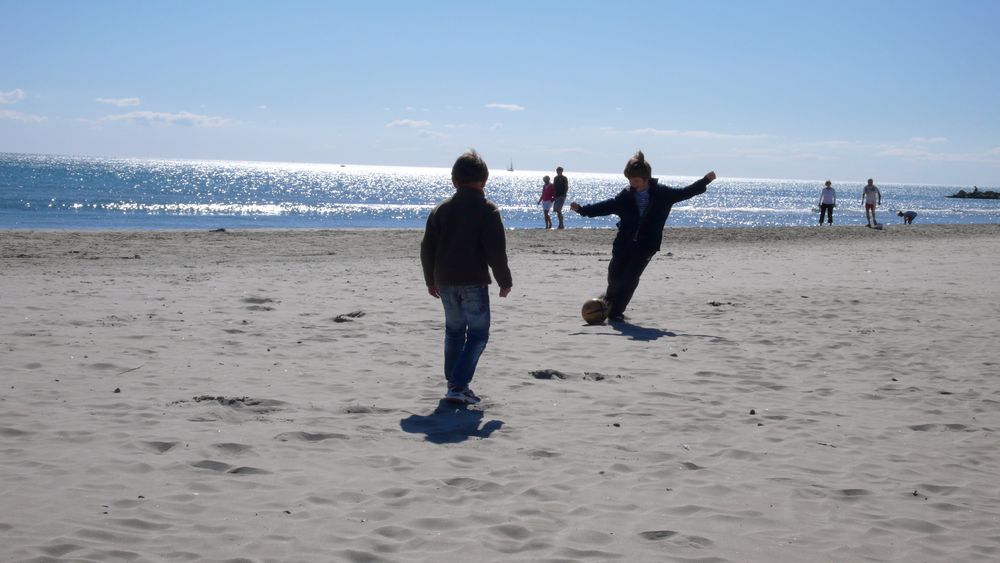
[400,400,504,444]
[607,319,676,341]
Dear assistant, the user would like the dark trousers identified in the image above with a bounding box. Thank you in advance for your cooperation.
[605,249,655,317]
[819,204,834,224]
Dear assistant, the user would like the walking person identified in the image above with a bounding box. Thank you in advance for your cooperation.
[862,179,882,227]
[420,150,513,405]
[818,180,836,225]
[569,151,716,322]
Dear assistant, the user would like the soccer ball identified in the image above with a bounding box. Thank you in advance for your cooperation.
[581,298,609,325]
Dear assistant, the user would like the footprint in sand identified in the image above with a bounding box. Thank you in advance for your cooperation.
[243,297,277,311]
[142,441,179,454]
[190,460,270,475]
[273,431,349,442]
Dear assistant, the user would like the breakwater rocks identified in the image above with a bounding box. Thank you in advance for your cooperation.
[948,188,1000,199]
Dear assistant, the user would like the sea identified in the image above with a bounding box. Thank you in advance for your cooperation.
[1,153,997,230]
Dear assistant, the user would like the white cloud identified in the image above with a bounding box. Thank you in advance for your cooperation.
[875,143,1000,163]
[385,119,430,128]
[485,103,525,112]
[101,110,233,127]
[627,128,768,140]
[0,89,26,104]
[96,97,141,107]
[0,109,46,123]
[490,122,503,130]
[910,136,949,144]
[257,105,267,110]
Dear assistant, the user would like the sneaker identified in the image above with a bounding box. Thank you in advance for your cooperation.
[458,388,481,404]
[444,388,481,405]
[608,313,626,322]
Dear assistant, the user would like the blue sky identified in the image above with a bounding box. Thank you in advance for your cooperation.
[2,0,998,184]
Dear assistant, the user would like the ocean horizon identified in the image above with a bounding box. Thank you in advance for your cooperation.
[2,152,997,230]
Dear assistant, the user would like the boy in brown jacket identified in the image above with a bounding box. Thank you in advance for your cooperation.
[421,150,513,404]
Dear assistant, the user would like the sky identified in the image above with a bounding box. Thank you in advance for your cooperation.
[2,0,999,185]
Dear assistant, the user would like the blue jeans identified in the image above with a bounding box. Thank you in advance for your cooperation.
[439,285,490,391]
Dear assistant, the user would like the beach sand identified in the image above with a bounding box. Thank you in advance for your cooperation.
[2,224,999,562]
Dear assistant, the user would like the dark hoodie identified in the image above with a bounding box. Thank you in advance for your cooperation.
[575,177,710,253]
[421,187,513,288]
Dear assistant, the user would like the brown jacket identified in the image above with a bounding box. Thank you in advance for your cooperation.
[421,188,513,288]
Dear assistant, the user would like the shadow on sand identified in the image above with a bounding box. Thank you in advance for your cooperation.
[400,400,504,444]
[607,320,676,341]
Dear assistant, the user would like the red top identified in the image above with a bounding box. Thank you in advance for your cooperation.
[540,183,555,201]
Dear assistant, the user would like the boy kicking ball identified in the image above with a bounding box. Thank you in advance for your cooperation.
[570,151,716,322]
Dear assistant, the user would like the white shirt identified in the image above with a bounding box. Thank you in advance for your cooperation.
[819,187,836,205]
[863,185,880,205]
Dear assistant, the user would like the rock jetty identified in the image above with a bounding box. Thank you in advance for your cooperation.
[947,188,1000,199]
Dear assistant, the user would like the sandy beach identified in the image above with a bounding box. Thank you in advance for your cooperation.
[2,224,999,562]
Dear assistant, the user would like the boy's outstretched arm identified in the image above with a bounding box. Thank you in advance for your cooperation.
[674,171,717,203]
[571,198,618,217]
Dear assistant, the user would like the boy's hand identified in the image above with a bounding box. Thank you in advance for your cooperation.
[427,286,440,298]
[499,287,511,298]
[569,202,580,212]
[705,171,717,182]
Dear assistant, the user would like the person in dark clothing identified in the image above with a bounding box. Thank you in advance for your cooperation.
[421,150,513,405]
[818,180,836,225]
[570,151,716,322]
[552,166,569,229]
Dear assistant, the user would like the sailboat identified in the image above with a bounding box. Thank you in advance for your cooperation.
[506,159,514,172]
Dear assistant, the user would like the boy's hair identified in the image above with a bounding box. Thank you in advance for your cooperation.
[624,150,652,179]
[452,150,489,187]
[543,175,550,182]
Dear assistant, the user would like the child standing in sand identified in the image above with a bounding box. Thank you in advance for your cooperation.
[569,151,716,322]
[420,150,513,404]
[537,175,555,229]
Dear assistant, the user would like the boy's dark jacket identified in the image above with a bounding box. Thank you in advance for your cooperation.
[576,177,710,253]
[421,187,513,288]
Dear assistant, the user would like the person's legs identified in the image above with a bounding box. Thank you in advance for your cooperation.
[819,205,831,225]
[606,250,654,318]
[439,287,466,390]
[553,197,566,229]
[439,285,490,392]
[865,204,873,226]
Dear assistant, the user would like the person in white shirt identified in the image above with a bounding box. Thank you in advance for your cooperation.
[861,179,882,227]
[818,180,836,225]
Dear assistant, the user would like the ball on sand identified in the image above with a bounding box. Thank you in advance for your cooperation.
[581,298,608,325]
